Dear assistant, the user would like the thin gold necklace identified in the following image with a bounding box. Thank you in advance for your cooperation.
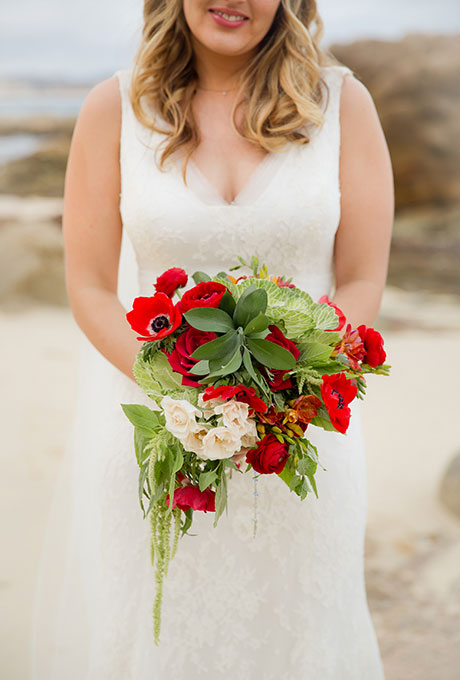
[196,86,238,96]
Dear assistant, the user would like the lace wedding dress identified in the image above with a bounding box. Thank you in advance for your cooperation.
[30,64,386,679]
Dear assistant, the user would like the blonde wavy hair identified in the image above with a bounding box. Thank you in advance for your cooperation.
[130,0,346,180]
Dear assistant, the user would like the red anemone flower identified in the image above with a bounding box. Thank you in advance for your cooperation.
[320,372,357,434]
[126,292,182,341]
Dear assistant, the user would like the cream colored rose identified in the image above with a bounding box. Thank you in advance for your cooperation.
[182,423,210,455]
[213,399,252,436]
[197,392,218,419]
[201,426,242,460]
[240,419,259,449]
[160,395,201,439]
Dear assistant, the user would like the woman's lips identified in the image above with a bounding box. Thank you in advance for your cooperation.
[209,9,249,28]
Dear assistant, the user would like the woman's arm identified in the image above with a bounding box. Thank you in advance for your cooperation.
[63,75,139,384]
[331,73,395,329]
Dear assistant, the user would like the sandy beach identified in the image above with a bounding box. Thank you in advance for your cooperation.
[1,289,460,679]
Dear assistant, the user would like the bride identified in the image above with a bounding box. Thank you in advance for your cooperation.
[30,0,394,678]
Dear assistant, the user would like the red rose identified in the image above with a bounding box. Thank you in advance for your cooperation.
[318,294,346,331]
[126,292,182,341]
[260,325,300,391]
[166,326,217,387]
[320,372,357,434]
[154,267,188,298]
[202,384,268,414]
[178,281,227,314]
[246,434,290,474]
[357,325,386,368]
[166,484,216,512]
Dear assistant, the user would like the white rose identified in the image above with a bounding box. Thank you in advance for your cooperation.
[182,423,210,455]
[240,419,259,449]
[213,399,251,436]
[160,395,201,439]
[197,392,218,419]
[201,426,242,460]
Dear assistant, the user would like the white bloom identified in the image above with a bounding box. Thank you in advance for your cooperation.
[213,399,252,436]
[240,420,259,449]
[197,391,223,418]
[201,426,242,460]
[197,392,218,419]
[160,395,201,439]
[182,423,210,455]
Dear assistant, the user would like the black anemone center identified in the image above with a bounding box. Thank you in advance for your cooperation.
[331,389,345,409]
[150,314,170,333]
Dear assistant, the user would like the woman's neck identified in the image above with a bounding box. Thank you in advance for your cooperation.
[191,38,256,91]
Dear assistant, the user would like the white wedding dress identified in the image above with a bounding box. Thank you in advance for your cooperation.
[30,64,386,679]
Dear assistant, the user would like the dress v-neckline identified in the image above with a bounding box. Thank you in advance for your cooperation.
[176,146,293,208]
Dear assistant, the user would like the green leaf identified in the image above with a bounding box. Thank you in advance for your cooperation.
[165,445,184,518]
[133,351,199,407]
[243,311,270,335]
[297,341,333,366]
[188,359,210,376]
[223,459,243,472]
[246,337,297,370]
[183,306,235,333]
[298,456,318,498]
[213,471,228,528]
[206,347,243,379]
[233,286,268,329]
[199,469,217,491]
[192,270,211,284]
[134,428,151,466]
[190,328,238,360]
[121,404,162,436]
[310,405,341,433]
[138,464,149,516]
[219,289,236,317]
[278,464,296,490]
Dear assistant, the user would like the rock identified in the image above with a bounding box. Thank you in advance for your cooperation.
[0,196,67,307]
[330,33,460,209]
[439,452,460,519]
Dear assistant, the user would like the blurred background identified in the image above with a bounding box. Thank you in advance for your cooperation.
[1,1,459,678]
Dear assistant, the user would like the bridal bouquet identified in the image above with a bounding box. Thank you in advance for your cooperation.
[122,255,390,643]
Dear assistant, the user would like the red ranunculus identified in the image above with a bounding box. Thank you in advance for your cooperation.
[318,294,346,331]
[166,326,217,387]
[154,267,188,298]
[126,292,182,341]
[166,484,216,512]
[260,324,300,391]
[178,281,228,314]
[320,372,357,434]
[246,434,290,474]
[202,384,268,414]
[357,325,386,367]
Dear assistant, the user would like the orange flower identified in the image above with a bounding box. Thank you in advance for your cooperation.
[283,395,322,432]
[331,323,366,371]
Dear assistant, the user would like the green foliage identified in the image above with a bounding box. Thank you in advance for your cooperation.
[133,350,199,407]
[277,438,320,500]
[246,337,297,370]
[183,306,234,333]
[190,328,238,361]
[192,271,211,284]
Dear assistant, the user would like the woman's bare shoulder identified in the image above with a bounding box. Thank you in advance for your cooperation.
[72,74,122,150]
[339,71,382,142]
